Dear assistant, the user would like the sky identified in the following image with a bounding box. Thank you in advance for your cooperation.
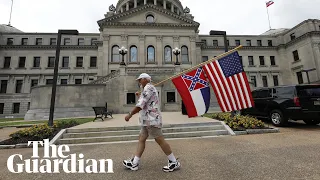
[0,0,319,35]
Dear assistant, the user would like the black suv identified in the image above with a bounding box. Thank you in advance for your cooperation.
[240,84,320,126]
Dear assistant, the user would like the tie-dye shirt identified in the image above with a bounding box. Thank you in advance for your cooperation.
[136,83,162,128]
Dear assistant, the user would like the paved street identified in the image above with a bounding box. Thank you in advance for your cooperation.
[0,121,319,180]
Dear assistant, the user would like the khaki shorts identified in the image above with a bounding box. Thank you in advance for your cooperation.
[140,126,163,138]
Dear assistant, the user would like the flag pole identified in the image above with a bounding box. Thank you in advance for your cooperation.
[266,4,272,30]
[152,45,243,87]
[8,0,13,26]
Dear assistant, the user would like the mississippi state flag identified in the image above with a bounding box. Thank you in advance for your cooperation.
[172,67,210,117]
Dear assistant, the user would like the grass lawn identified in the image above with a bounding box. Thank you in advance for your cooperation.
[0,118,24,123]
[0,118,94,128]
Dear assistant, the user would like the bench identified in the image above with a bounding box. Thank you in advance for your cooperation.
[92,105,113,121]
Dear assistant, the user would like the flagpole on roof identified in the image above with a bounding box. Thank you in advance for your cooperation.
[152,45,243,87]
[266,4,272,30]
[8,0,13,26]
[265,1,274,30]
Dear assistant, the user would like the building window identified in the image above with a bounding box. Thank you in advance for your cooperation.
[60,79,68,84]
[212,40,218,46]
[129,46,138,63]
[46,79,53,85]
[181,46,189,63]
[164,46,172,63]
[167,92,176,103]
[62,57,69,67]
[21,38,28,45]
[33,57,40,67]
[91,38,97,45]
[268,40,273,46]
[36,38,42,45]
[297,72,303,84]
[111,45,120,62]
[4,57,11,69]
[64,38,71,45]
[75,79,82,84]
[78,38,84,45]
[293,50,300,61]
[0,103,4,114]
[235,40,240,46]
[146,15,154,23]
[273,75,279,86]
[259,56,265,66]
[7,38,13,45]
[290,33,296,40]
[201,39,207,45]
[50,38,57,45]
[227,40,229,46]
[18,57,26,68]
[15,80,23,93]
[147,45,155,62]
[27,102,30,111]
[239,56,243,66]
[127,93,135,104]
[12,103,20,114]
[248,56,254,66]
[202,56,208,62]
[31,79,38,88]
[270,56,276,66]
[76,57,83,67]
[90,56,97,67]
[257,40,262,46]
[48,57,55,68]
[262,76,268,87]
[250,76,257,87]
[0,80,8,93]
[246,40,251,46]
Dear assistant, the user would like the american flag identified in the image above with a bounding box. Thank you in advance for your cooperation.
[203,51,254,112]
[266,0,274,7]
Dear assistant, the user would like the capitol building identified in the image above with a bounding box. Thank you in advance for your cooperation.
[0,0,320,119]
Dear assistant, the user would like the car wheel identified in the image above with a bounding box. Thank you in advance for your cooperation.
[303,119,320,125]
[269,110,288,127]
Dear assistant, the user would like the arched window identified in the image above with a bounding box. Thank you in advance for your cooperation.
[181,46,189,63]
[164,46,172,63]
[130,45,138,62]
[147,45,155,62]
[111,45,120,62]
[146,15,154,23]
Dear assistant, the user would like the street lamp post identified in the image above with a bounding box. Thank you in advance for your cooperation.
[301,68,316,84]
[48,29,79,127]
[173,47,181,65]
[119,46,128,66]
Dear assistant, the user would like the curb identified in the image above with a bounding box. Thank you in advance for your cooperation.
[220,121,236,136]
[234,128,280,135]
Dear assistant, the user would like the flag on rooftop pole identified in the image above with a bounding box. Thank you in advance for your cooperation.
[203,51,254,112]
[266,0,274,7]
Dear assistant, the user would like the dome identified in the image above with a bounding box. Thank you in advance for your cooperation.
[0,24,23,33]
[115,0,184,15]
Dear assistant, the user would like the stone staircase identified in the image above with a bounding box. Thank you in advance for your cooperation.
[56,122,231,145]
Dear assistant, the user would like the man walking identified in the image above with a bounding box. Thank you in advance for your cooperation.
[123,73,181,172]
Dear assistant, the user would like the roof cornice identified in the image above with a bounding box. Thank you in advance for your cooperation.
[97,4,199,28]
[0,45,98,50]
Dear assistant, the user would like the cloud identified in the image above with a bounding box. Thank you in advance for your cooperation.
[0,0,319,35]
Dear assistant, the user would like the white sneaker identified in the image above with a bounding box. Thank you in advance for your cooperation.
[162,159,181,172]
[123,157,139,171]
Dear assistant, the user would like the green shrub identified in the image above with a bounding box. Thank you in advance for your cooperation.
[205,113,265,131]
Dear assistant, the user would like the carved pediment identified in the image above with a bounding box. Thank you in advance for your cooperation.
[97,4,199,30]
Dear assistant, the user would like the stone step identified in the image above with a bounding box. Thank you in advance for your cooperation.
[63,125,225,138]
[66,122,222,133]
[58,130,229,145]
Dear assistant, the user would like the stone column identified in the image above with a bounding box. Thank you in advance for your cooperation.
[121,6,124,13]
[173,36,180,63]
[156,36,163,66]
[121,34,128,64]
[126,2,129,11]
[171,4,174,12]
[144,0,147,4]
[134,0,137,8]
[154,0,157,5]
[139,35,145,66]
[102,35,110,75]
[190,36,197,65]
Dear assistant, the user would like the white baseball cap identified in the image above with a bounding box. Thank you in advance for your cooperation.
[136,73,151,81]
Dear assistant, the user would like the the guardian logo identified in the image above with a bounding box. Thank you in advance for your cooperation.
[7,139,114,173]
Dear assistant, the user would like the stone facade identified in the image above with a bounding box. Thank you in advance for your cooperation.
[0,0,320,119]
